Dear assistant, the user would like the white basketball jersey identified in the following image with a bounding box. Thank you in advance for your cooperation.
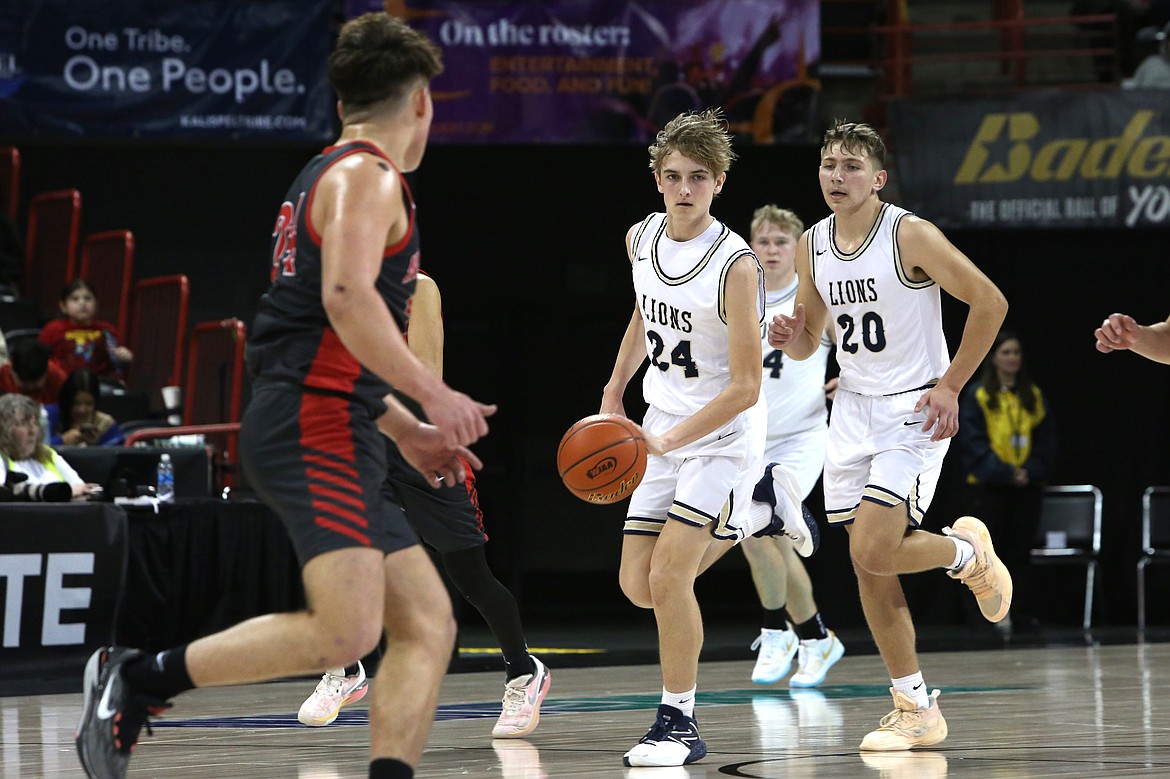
[762,282,831,439]
[629,212,764,417]
[808,203,950,397]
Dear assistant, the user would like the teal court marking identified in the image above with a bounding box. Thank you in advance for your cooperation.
[152,683,1028,730]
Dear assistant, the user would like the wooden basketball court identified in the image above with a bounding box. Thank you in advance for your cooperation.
[6,638,1169,778]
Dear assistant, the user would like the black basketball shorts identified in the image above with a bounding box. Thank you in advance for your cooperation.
[239,382,419,567]
[383,440,487,554]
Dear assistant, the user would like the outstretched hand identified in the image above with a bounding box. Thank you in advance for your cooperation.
[767,303,806,349]
[1095,313,1141,354]
[423,388,497,448]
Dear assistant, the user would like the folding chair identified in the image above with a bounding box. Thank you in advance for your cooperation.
[1137,486,1170,631]
[126,318,247,494]
[79,229,134,340]
[127,274,189,414]
[1030,484,1102,630]
[24,188,81,318]
[0,146,18,224]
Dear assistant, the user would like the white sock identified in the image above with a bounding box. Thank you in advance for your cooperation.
[950,536,975,570]
[747,501,773,534]
[892,672,930,709]
[662,686,696,718]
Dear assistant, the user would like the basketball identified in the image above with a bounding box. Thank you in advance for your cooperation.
[557,414,647,504]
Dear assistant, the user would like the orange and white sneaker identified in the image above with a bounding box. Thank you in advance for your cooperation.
[492,657,551,738]
[298,661,368,727]
[859,689,947,751]
[945,516,1013,623]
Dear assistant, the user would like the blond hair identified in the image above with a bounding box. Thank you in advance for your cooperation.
[0,394,53,464]
[750,205,804,242]
[648,108,736,176]
[821,119,887,168]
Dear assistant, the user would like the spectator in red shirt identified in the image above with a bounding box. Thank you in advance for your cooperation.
[38,279,133,380]
[0,338,67,405]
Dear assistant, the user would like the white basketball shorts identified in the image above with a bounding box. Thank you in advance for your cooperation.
[625,399,766,541]
[822,388,949,527]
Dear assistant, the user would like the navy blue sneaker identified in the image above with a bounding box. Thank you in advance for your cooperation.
[76,647,170,779]
[751,463,820,557]
[622,704,707,767]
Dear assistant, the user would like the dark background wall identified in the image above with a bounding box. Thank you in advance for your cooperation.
[11,138,1170,629]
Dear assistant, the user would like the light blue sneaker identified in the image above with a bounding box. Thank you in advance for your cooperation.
[750,628,798,684]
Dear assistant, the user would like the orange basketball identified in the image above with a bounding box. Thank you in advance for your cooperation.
[557,414,647,504]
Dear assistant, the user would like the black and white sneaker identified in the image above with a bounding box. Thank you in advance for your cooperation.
[751,463,820,557]
[622,704,707,767]
[76,646,170,779]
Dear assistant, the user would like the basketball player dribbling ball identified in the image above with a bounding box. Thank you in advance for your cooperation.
[600,108,817,768]
[769,120,1010,751]
[76,14,495,779]
[297,273,550,738]
[739,205,845,689]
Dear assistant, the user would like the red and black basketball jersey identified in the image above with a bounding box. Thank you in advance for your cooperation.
[248,140,421,413]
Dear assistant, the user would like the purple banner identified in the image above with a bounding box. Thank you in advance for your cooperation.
[349,0,820,143]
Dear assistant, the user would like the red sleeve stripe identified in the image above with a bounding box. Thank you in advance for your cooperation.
[308,480,367,511]
[303,454,360,483]
[311,498,370,530]
[314,516,371,546]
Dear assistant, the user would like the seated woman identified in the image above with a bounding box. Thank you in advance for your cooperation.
[53,369,125,447]
[0,392,101,500]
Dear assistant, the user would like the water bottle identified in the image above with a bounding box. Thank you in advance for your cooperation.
[38,405,50,440]
[156,453,175,503]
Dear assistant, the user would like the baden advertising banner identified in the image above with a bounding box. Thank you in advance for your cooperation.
[889,89,1170,229]
[0,0,334,140]
[347,0,820,144]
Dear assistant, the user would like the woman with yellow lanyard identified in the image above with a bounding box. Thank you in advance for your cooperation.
[958,331,1058,635]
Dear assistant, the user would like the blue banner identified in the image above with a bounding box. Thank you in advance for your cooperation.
[0,0,334,140]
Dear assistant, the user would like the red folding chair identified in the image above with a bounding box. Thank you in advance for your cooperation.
[25,188,81,318]
[0,147,18,224]
[79,229,135,340]
[127,274,189,413]
[127,318,247,493]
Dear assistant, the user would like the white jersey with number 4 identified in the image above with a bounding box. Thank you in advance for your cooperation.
[629,212,764,417]
[808,203,950,397]
[763,282,832,440]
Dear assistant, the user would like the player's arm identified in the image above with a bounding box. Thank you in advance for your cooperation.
[768,229,828,360]
[1096,312,1170,364]
[902,216,1007,440]
[407,274,444,378]
[656,255,763,454]
[314,154,493,446]
[601,223,650,418]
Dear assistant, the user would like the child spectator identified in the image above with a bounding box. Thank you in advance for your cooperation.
[53,369,125,447]
[39,279,133,380]
[0,338,66,405]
